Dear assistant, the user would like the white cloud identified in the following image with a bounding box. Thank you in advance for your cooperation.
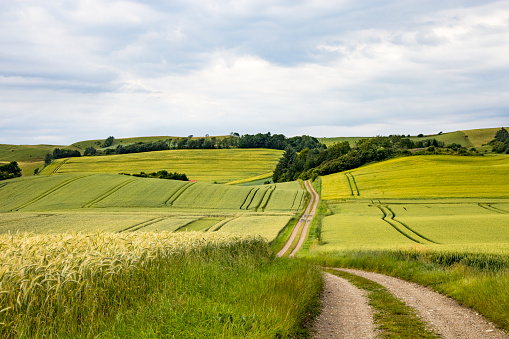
[0,0,508,144]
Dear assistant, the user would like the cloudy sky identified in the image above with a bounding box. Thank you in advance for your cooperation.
[1,0,508,145]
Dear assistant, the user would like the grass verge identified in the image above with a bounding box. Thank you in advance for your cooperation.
[325,269,439,338]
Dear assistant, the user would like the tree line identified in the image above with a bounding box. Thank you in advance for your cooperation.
[0,161,22,181]
[120,170,189,181]
[273,135,481,182]
[490,128,509,154]
[79,133,323,157]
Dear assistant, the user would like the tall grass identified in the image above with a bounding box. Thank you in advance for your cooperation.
[0,232,322,338]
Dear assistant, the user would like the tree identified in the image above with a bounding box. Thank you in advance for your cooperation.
[0,161,22,181]
[102,136,115,148]
[45,153,52,165]
[84,147,97,156]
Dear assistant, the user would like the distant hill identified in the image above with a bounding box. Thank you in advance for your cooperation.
[320,127,506,150]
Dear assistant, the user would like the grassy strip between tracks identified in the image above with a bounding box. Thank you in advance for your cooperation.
[325,269,439,338]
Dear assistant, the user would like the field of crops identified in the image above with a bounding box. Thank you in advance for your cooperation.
[39,148,283,184]
[0,231,322,337]
[322,155,509,200]
[311,155,509,253]
[0,174,305,242]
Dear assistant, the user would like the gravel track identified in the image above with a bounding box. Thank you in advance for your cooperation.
[312,272,377,339]
[334,268,509,339]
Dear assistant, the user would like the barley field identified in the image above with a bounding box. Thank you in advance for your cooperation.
[0,232,322,337]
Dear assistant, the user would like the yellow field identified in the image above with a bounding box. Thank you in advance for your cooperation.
[40,148,283,184]
[322,155,509,199]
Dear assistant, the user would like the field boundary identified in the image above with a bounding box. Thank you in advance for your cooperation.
[11,175,87,211]
[277,180,319,258]
[164,182,195,206]
[82,178,137,208]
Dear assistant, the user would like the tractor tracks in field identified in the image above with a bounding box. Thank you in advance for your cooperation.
[345,172,360,196]
[479,203,509,214]
[372,202,438,244]
[277,180,319,258]
[50,159,69,175]
[11,175,88,211]
[82,178,137,208]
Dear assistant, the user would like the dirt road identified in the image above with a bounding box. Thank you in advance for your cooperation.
[276,180,319,257]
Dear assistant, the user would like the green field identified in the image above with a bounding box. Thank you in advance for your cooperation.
[0,174,305,242]
[314,155,509,252]
[39,148,283,184]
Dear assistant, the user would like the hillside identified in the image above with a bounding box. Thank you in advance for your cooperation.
[320,127,506,149]
[38,148,283,184]
[321,154,509,199]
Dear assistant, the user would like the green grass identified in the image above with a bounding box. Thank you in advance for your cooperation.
[325,269,439,338]
[322,155,509,199]
[0,144,63,162]
[39,148,283,184]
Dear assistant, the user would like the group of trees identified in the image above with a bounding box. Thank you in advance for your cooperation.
[273,135,480,182]
[121,170,189,181]
[0,161,22,181]
[81,133,324,157]
[490,128,509,154]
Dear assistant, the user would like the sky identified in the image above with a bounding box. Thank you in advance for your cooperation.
[1,0,509,145]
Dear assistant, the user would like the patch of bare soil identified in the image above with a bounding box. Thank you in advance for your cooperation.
[312,272,377,339]
[337,268,509,339]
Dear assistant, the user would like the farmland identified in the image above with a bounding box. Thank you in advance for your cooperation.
[321,155,509,199]
[0,174,306,242]
[39,148,283,184]
[313,155,509,251]
[0,232,322,337]
[301,153,509,332]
